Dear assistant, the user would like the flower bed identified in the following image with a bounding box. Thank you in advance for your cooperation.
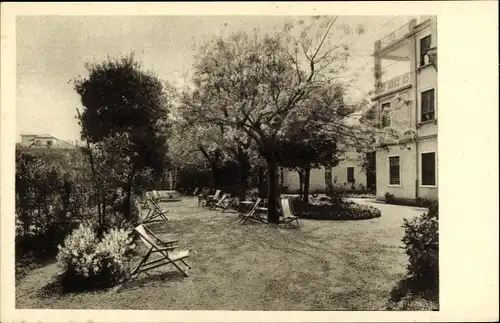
[292,199,381,221]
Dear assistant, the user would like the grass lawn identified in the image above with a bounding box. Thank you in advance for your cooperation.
[15,197,427,310]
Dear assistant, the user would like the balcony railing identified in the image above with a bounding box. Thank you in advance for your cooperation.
[375,72,412,96]
[379,22,412,51]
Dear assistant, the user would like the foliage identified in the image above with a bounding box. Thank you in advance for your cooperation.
[185,17,367,223]
[384,193,434,207]
[386,291,438,310]
[246,188,260,200]
[56,224,135,291]
[387,201,439,311]
[73,53,172,227]
[292,198,381,220]
[73,53,171,170]
[384,192,396,204]
[401,202,439,288]
[15,148,91,264]
[276,86,346,202]
[325,184,348,206]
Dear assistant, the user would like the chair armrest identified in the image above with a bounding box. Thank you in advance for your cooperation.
[158,239,178,245]
[151,246,176,252]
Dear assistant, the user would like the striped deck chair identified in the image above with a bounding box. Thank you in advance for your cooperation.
[279,197,300,228]
[131,224,190,278]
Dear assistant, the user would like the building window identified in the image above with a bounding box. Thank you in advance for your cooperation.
[389,156,401,185]
[347,167,355,183]
[381,102,391,128]
[34,139,41,146]
[421,152,436,186]
[421,89,435,121]
[420,35,432,67]
[325,168,332,186]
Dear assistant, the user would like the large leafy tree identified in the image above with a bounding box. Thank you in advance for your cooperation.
[168,121,224,189]
[187,17,361,223]
[277,83,355,203]
[177,89,258,201]
[73,53,171,222]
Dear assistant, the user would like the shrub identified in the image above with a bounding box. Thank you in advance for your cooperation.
[57,224,135,291]
[246,188,260,200]
[325,185,348,206]
[15,149,94,266]
[384,193,434,208]
[292,199,381,221]
[401,201,439,290]
[384,192,396,203]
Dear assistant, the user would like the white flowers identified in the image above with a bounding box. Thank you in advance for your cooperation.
[57,224,135,281]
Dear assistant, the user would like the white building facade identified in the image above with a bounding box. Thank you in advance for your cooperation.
[370,17,438,202]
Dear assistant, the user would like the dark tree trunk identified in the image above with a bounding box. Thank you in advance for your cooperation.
[297,169,304,198]
[266,156,279,224]
[303,165,311,203]
[211,161,218,189]
[99,192,105,237]
[237,155,250,213]
[258,166,265,198]
[238,156,250,201]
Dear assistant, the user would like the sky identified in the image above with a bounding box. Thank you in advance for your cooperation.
[16,15,417,142]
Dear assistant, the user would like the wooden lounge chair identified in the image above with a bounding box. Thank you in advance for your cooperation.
[239,198,266,224]
[131,224,190,278]
[141,191,153,208]
[279,197,300,228]
[204,189,222,208]
[152,190,169,202]
[141,198,169,223]
[212,193,232,212]
[197,189,210,207]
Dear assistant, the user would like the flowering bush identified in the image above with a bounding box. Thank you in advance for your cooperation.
[292,198,381,220]
[94,228,136,279]
[57,224,135,291]
[326,184,348,206]
[401,201,439,289]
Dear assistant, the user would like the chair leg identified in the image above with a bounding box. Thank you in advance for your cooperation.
[131,248,152,277]
[180,258,191,269]
[171,259,190,277]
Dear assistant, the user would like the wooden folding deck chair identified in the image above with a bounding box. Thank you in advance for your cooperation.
[211,193,232,212]
[141,198,169,224]
[141,191,153,208]
[130,224,190,278]
[279,197,300,228]
[152,190,169,203]
[239,198,267,224]
[197,189,210,207]
[204,189,222,208]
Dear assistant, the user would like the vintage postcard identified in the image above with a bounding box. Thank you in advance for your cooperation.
[1,2,498,322]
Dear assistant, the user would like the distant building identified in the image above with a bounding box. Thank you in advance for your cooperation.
[368,17,438,202]
[18,134,76,149]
